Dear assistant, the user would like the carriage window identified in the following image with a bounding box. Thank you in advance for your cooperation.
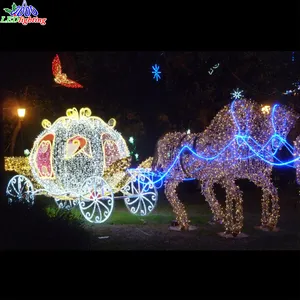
[65,135,92,159]
[35,133,55,179]
[101,133,121,168]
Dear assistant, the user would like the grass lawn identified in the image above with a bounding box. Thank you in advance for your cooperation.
[37,193,212,226]
[2,179,300,250]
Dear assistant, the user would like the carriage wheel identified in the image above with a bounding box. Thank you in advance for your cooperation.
[121,173,158,216]
[55,199,78,210]
[79,176,114,223]
[6,175,35,205]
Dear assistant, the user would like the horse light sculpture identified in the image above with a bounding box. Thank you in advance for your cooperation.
[152,99,299,236]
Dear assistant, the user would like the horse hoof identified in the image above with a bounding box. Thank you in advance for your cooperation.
[188,225,197,231]
[255,226,280,232]
[218,232,248,239]
[169,225,182,231]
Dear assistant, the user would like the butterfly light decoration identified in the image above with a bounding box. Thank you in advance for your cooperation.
[52,54,83,88]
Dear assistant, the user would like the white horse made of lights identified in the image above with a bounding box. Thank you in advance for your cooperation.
[151,99,299,236]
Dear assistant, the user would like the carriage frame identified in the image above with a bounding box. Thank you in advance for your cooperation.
[6,164,159,223]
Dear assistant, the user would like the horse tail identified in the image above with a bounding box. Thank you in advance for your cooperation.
[294,135,300,184]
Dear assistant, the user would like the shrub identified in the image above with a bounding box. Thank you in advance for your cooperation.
[0,199,91,250]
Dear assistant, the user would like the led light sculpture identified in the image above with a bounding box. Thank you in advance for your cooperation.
[151,99,299,236]
[6,107,158,223]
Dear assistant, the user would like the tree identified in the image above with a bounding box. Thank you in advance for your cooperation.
[3,86,53,156]
[60,51,300,137]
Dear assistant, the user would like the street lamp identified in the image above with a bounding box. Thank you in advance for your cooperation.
[17,108,26,118]
[10,107,26,156]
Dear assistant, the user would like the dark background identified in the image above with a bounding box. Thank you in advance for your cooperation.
[0,1,299,296]
[1,51,300,158]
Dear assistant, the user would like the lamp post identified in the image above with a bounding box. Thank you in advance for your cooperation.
[0,90,4,197]
[9,107,26,156]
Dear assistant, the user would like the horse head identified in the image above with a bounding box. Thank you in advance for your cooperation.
[152,132,184,173]
[269,104,299,152]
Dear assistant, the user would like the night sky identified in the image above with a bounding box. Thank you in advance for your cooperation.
[1,51,300,161]
[0,5,299,294]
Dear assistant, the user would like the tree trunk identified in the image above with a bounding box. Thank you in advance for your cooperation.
[0,91,4,197]
[10,119,21,156]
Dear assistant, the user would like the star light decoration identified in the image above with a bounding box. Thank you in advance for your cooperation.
[230,88,244,100]
[151,64,161,81]
[52,54,83,88]
[150,99,299,236]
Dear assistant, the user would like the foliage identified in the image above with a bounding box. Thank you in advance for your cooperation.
[45,205,84,222]
[0,200,90,250]
[3,86,53,154]
[2,51,299,158]
[74,51,300,134]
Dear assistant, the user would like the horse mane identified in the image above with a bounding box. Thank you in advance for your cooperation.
[152,99,299,169]
[197,99,299,154]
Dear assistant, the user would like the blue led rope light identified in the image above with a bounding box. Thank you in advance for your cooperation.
[130,100,300,188]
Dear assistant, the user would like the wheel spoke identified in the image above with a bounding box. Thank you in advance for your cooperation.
[123,173,158,216]
[6,175,34,205]
[142,195,155,207]
[81,200,96,210]
[89,200,97,220]
[98,198,112,212]
[125,197,140,205]
[141,198,147,215]
[79,176,114,223]
[55,199,77,210]
[11,182,19,195]
[96,202,102,221]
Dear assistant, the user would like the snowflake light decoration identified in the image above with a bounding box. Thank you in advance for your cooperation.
[230,88,244,100]
[151,64,161,82]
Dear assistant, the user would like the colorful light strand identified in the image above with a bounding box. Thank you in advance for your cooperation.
[147,99,299,235]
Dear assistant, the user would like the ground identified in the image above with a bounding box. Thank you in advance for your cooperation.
[3,178,300,250]
[84,181,300,250]
[86,207,300,250]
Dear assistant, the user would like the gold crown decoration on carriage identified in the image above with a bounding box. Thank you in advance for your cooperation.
[6,106,159,223]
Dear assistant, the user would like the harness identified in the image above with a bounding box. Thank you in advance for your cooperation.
[179,134,198,178]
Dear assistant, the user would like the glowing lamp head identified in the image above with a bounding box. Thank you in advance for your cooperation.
[17,108,26,118]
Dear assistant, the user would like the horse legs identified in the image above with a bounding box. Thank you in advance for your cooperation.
[164,180,189,230]
[221,178,244,236]
[201,179,224,223]
[251,176,279,230]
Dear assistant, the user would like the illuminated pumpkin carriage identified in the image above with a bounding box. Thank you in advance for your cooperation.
[6,107,158,223]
